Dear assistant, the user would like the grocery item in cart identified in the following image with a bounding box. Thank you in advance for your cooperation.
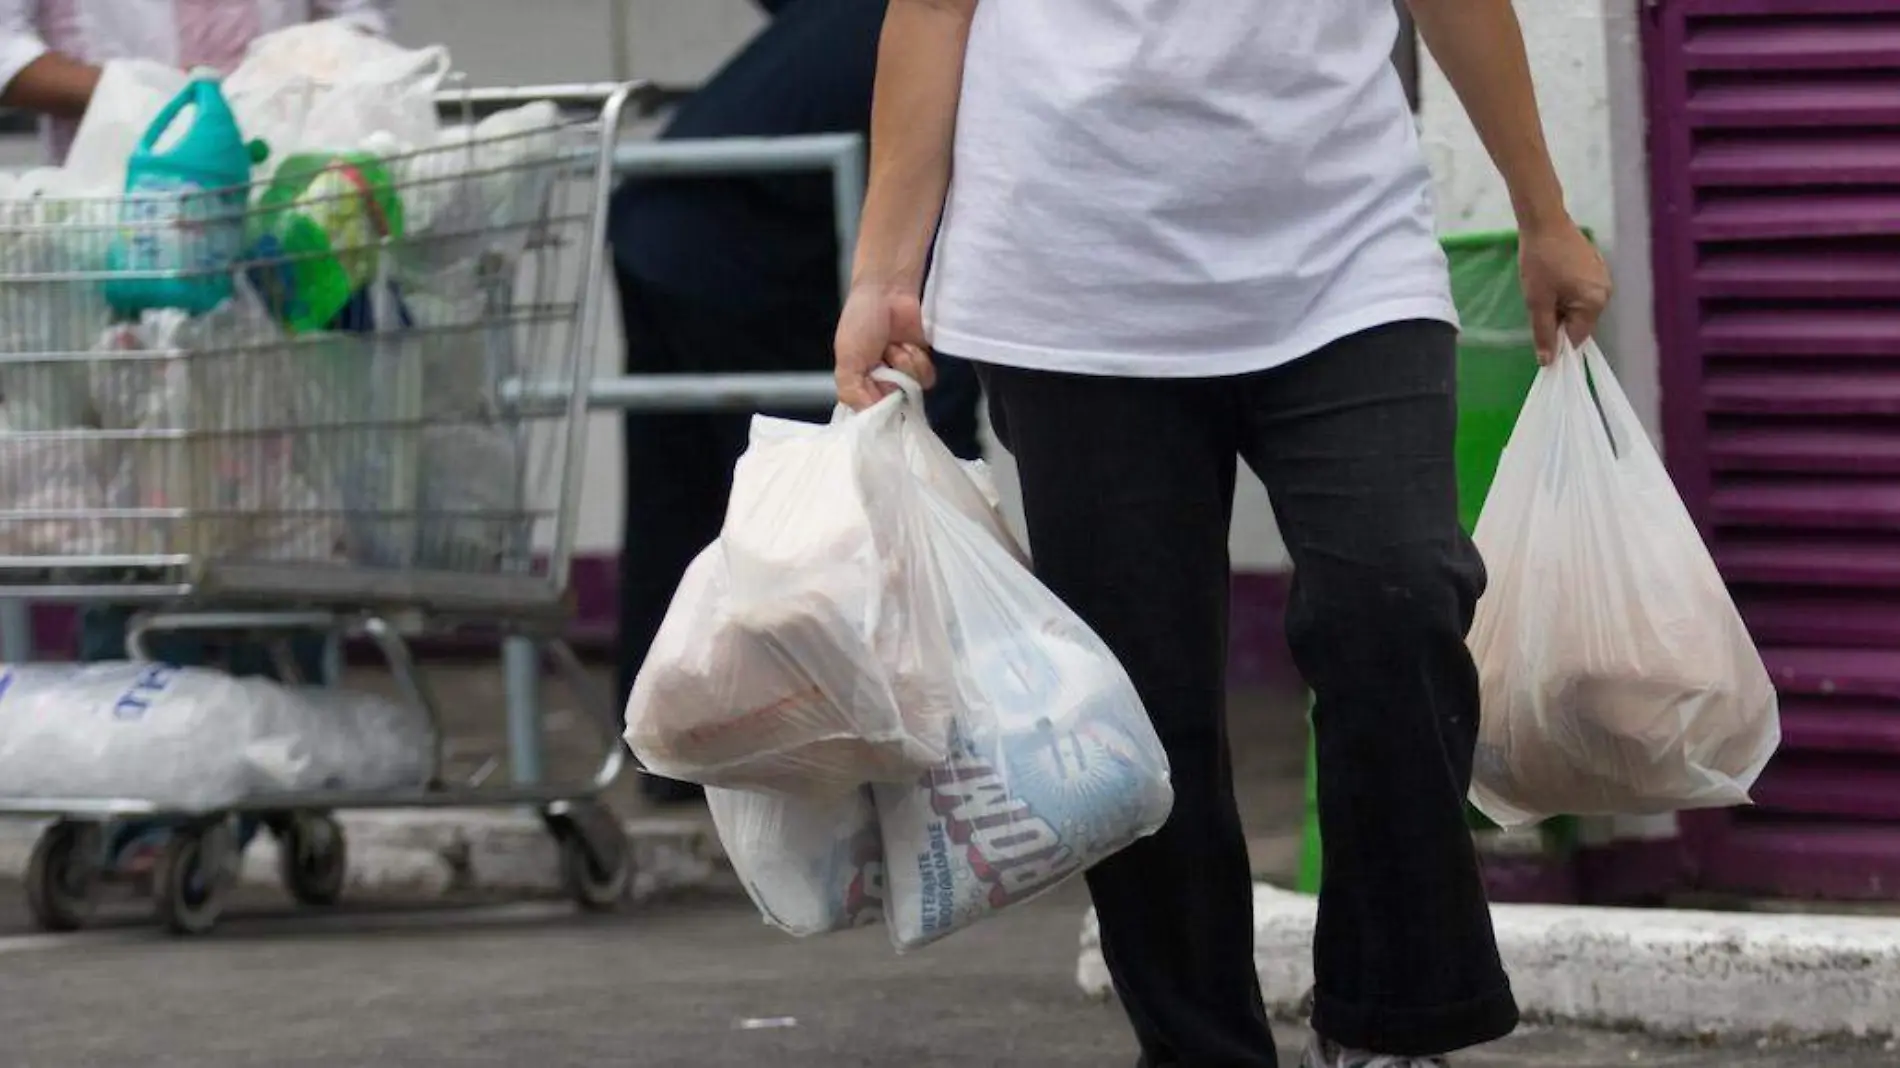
[395,101,566,278]
[0,407,116,557]
[0,175,113,433]
[707,785,884,938]
[0,663,433,809]
[88,299,348,564]
[103,72,268,318]
[248,152,407,334]
[415,423,524,572]
[223,20,450,160]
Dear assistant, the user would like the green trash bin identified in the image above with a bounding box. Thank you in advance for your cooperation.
[1295,230,1574,895]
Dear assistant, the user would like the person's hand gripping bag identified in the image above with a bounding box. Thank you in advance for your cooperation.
[623,373,1015,796]
[1466,338,1781,829]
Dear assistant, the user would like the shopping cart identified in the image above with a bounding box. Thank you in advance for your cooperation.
[0,82,641,934]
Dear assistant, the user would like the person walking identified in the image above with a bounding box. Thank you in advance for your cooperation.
[836,2,1611,1066]
[0,0,395,878]
[609,0,981,805]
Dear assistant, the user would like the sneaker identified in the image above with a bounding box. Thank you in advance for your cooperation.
[1302,1035,1448,1068]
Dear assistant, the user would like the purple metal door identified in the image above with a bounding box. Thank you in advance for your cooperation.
[1646,0,1900,899]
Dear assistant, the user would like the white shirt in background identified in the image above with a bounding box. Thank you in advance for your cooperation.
[923,0,1456,378]
[0,0,393,161]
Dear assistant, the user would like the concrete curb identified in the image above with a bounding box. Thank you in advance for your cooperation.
[0,811,737,905]
[1078,883,1900,1042]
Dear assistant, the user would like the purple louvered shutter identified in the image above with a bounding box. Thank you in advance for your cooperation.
[1648,0,1900,898]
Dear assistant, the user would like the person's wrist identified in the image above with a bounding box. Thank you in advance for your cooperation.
[848,275,917,301]
[1511,188,1573,238]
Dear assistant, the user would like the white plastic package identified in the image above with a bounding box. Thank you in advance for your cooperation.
[1467,339,1781,829]
[61,59,189,196]
[625,383,997,795]
[873,486,1173,951]
[0,407,115,557]
[395,101,566,277]
[223,19,450,159]
[0,179,111,430]
[0,663,433,808]
[89,292,348,565]
[707,786,884,938]
[415,423,523,571]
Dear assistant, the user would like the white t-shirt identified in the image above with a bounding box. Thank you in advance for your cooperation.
[923,0,1458,378]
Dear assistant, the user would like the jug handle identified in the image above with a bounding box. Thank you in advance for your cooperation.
[137,76,218,154]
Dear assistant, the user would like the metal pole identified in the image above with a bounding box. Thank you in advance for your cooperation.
[504,636,544,786]
[0,600,30,663]
[832,137,866,302]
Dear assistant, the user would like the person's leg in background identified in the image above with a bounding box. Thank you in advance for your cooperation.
[1235,321,1516,1060]
[613,267,841,803]
[978,361,1279,1068]
[615,268,732,804]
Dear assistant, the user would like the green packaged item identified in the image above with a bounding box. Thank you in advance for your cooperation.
[248,152,406,333]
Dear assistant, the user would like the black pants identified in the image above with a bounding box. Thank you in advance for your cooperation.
[976,321,1517,1064]
[614,270,984,797]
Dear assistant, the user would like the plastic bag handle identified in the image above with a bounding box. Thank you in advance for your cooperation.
[870,367,924,409]
[1552,334,1646,463]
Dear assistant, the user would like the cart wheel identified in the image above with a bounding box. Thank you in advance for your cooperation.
[557,822,629,911]
[26,821,102,933]
[278,813,347,908]
[154,824,232,936]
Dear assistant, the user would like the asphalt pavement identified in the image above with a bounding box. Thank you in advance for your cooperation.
[0,880,1893,1068]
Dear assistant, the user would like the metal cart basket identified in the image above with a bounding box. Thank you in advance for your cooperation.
[0,82,641,934]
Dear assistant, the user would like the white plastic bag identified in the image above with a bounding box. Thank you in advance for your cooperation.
[706,786,884,938]
[415,423,523,571]
[625,379,1012,795]
[62,60,190,194]
[0,664,432,808]
[224,19,449,158]
[0,178,112,429]
[0,407,116,556]
[1467,338,1781,829]
[88,289,347,564]
[873,482,1173,951]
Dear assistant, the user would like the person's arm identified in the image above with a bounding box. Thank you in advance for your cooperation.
[1406,0,1611,362]
[311,0,393,36]
[0,1,98,119]
[833,0,978,409]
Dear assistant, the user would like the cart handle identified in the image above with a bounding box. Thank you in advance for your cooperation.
[434,80,674,122]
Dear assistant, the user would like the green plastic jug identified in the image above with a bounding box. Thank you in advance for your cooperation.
[248,152,406,334]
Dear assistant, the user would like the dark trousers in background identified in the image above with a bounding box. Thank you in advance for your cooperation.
[613,269,983,799]
[976,321,1518,1065]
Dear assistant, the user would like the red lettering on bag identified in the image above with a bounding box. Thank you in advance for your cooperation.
[926,758,1075,908]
